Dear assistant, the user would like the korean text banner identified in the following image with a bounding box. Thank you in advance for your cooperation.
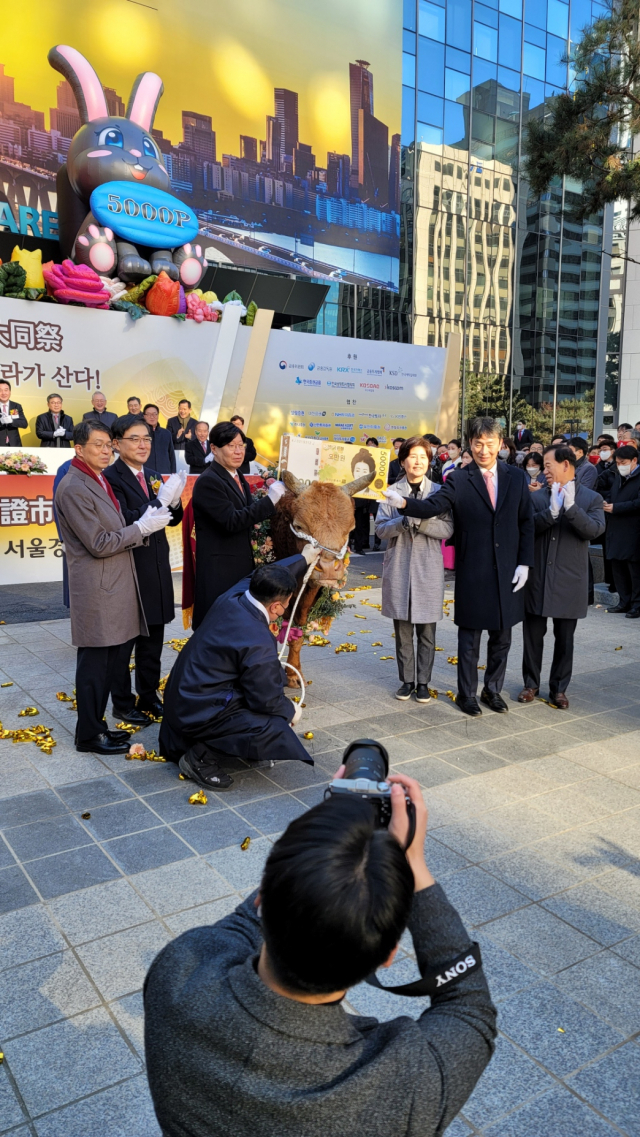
[0,0,401,288]
[0,476,61,584]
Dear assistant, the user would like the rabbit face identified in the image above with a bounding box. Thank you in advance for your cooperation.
[67,116,170,202]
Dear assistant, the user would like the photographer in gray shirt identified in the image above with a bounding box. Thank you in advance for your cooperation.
[144,771,496,1137]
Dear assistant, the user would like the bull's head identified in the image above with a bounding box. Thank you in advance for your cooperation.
[281,469,375,585]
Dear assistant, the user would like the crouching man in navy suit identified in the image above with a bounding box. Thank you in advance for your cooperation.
[159,554,319,790]
[105,415,186,724]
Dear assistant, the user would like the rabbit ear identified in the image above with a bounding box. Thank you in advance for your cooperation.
[126,72,164,131]
[48,45,108,124]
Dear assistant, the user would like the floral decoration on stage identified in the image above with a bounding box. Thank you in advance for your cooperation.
[0,451,47,475]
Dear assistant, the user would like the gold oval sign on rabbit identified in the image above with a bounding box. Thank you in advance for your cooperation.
[90,182,198,248]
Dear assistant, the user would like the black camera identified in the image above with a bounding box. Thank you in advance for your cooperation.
[325,738,416,849]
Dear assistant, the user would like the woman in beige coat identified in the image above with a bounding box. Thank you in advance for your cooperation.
[375,436,453,703]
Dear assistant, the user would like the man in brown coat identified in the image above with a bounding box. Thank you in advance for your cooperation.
[55,420,173,755]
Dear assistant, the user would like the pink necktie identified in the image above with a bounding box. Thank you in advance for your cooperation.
[137,471,149,498]
[482,469,496,508]
[202,441,207,453]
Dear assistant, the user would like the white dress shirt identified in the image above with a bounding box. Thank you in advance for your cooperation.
[245,590,270,624]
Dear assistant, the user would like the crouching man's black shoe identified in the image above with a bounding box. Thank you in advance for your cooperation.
[179,746,234,791]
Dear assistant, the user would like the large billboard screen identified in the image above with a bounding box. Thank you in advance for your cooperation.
[0,0,401,289]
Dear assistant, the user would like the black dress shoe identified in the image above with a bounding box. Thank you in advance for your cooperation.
[480,688,509,713]
[395,682,415,700]
[179,750,234,791]
[415,684,432,703]
[625,608,640,619]
[137,698,164,719]
[112,707,151,726]
[108,729,133,742]
[76,732,132,755]
[607,604,630,613]
[456,696,482,716]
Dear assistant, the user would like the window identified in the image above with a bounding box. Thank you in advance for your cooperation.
[444,100,468,145]
[547,0,568,38]
[445,67,471,102]
[447,0,472,49]
[419,1,445,40]
[402,86,416,144]
[523,40,546,80]
[418,91,444,126]
[498,14,522,70]
[546,34,567,87]
[403,29,417,53]
[417,122,444,145]
[476,2,499,26]
[418,37,445,94]
[446,45,471,72]
[404,0,417,32]
[524,0,546,29]
[474,21,498,60]
[403,52,416,86]
[499,0,522,15]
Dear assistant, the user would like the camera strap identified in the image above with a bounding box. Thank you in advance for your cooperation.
[365,942,482,997]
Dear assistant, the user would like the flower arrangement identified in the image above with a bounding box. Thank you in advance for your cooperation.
[0,452,47,475]
[251,487,277,567]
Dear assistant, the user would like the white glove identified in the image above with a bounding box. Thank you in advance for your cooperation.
[301,542,321,566]
[204,451,214,463]
[512,565,529,592]
[1,414,13,425]
[290,701,302,725]
[135,503,173,537]
[549,481,564,518]
[53,426,66,437]
[268,480,286,503]
[384,487,406,509]
[562,479,576,509]
[156,470,187,508]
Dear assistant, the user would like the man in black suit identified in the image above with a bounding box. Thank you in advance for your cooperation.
[82,391,117,430]
[385,416,534,717]
[601,445,640,616]
[159,558,315,788]
[185,421,212,473]
[0,380,27,446]
[567,437,598,490]
[514,420,534,450]
[231,414,257,473]
[167,399,198,451]
[191,420,284,629]
[36,393,74,447]
[143,404,176,474]
[105,414,186,722]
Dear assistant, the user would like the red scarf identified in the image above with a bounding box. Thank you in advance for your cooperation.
[71,456,121,513]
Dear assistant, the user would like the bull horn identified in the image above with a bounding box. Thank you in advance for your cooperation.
[282,469,305,496]
[341,471,376,497]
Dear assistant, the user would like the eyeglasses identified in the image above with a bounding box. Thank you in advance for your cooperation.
[85,441,112,452]
[121,435,152,444]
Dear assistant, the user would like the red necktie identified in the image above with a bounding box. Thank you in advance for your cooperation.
[137,471,149,498]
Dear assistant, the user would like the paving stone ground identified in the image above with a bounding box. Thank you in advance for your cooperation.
[0,572,639,1136]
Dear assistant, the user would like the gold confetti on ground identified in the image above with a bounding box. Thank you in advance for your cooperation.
[615,646,623,651]
[307,635,331,646]
[0,721,56,751]
[18,707,38,717]
[240,836,251,851]
[371,641,383,646]
[56,692,74,702]
[165,637,189,652]
[158,674,169,692]
[351,585,372,592]
[178,773,187,780]
[380,656,393,660]
[81,812,91,820]
[303,731,314,739]
[115,722,142,734]
[429,688,439,699]
[445,690,457,702]
[360,629,371,634]
[129,662,135,671]
[478,665,486,670]
[344,593,355,598]
[557,1027,565,1033]
[354,614,367,620]
[189,789,208,805]
[364,574,379,579]
[435,646,443,652]
[1,682,13,687]
[360,599,382,610]
[447,656,458,665]
[0,1051,3,1063]
[335,643,357,653]
[346,631,356,636]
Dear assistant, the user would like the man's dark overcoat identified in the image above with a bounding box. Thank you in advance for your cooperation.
[525,483,605,620]
[402,461,534,629]
[603,465,640,561]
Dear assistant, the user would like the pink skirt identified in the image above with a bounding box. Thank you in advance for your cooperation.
[442,541,455,570]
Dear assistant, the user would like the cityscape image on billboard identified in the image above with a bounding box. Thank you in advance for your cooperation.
[0,0,401,289]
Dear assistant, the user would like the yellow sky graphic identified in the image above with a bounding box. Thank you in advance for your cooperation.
[3,0,400,161]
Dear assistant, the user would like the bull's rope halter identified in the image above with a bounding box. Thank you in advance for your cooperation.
[289,523,350,561]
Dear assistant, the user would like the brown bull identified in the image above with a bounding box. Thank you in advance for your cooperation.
[270,469,374,686]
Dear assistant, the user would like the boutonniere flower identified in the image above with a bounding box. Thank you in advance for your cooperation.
[150,478,161,495]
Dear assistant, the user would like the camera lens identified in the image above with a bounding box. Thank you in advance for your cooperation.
[342,738,389,783]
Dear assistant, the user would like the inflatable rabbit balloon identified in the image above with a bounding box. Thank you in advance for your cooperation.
[48,45,206,286]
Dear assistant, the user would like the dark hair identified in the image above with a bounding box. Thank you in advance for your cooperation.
[230,414,245,425]
[448,438,461,448]
[392,437,404,445]
[143,403,159,414]
[501,437,517,464]
[260,796,414,994]
[350,447,376,475]
[47,393,62,403]
[365,436,379,446]
[468,416,502,441]
[111,413,150,440]
[210,420,245,448]
[616,445,638,460]
[588,444,601,453]
[195,420,209,430]
[598,434,615,445]
[568,436,587,455]
[398,435,432,464]
[73,420,112,445]
[618,422,633,431]
[0,379,11,390]
[461,447,472,459]
[551,435,565,445]
[544,444,576,466]
[525,452,544,470]
[250,562,297,604]
[179,399,192,408]
[127,395,141,405]
[423,433,441,445]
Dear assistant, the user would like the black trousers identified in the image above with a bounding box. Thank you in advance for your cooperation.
[160,707,313,768]
[457,626,512,699]
[610,559,640,610]
[76,642,132,743]
[394,619,436,684]
[522,614,578,695]
[110,624,165,711]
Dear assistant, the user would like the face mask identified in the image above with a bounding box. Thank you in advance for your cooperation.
[600,450,612,461]
[526,467,538,478]
[618,464,632,477]
[588,454,600,465]
[498,449,509,459]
